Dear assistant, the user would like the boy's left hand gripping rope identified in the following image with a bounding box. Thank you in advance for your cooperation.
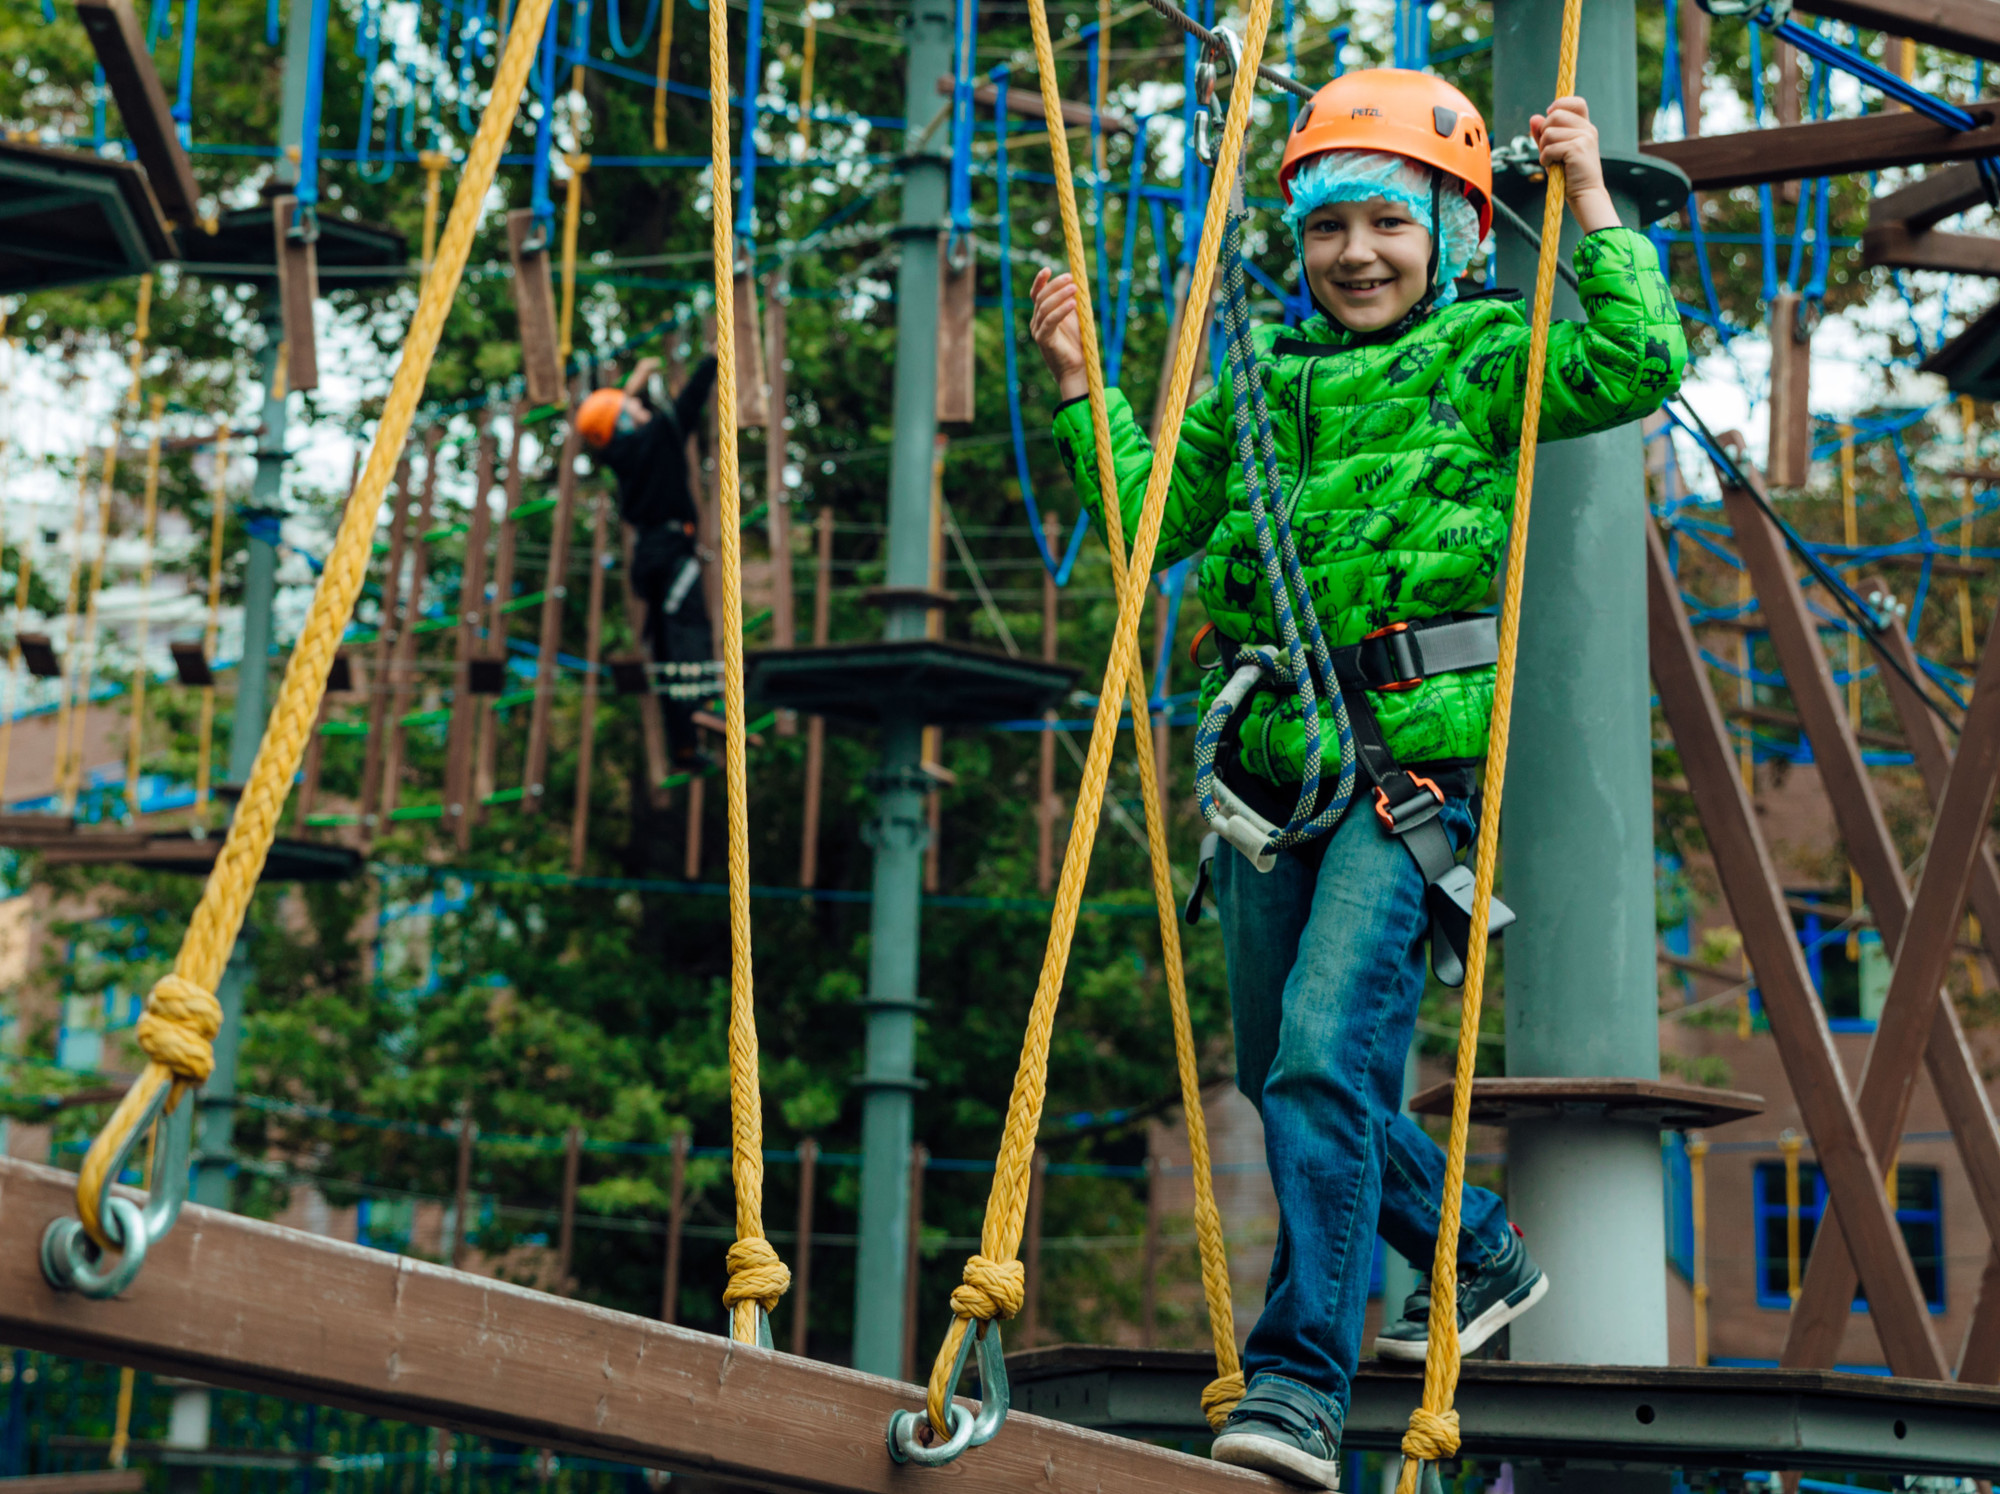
[40,0,563,1301]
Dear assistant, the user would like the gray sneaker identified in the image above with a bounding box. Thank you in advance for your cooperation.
[1374,1226,1549,1362]
[1210,1379,1342,1490]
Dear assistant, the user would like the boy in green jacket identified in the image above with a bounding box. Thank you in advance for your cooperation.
[1030,71,1685,1488]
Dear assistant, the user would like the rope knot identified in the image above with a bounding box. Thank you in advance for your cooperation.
[1400,1405,1461,1463]
[136,973,224,1085]
[1200,1370,1245,1432]
[948,1254,1025,1323]
[721,1236,792,1313]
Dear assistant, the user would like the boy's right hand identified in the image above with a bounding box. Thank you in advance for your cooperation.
[1029,269,1091,402]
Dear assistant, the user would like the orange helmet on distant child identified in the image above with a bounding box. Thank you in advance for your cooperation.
[1279,70,1493,238]
[575,387,628,449]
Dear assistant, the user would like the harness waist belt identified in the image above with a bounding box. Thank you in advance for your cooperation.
[1332,615,1499,695]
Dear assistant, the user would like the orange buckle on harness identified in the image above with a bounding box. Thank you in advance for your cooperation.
[1374,773,1444,833]
[1362,621,1424,692]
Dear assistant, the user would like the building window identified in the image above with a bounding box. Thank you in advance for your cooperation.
[1753,1161,1944,1312]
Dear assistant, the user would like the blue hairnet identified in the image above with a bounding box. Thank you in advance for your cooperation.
[1282,149,1484,307]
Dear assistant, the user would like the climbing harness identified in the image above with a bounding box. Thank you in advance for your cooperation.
[706,0,790,1347]
[1394,0,1581,1481]
[889,0,1275,1467]
[41,0,564,1300]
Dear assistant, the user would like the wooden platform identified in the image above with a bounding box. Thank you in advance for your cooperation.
[0,1159,1274,1494]
[0,140,174,294]
[746,640,1079,727]
[0,817,360,882]
[1405,1077,1765,1131]
[1007,1346,2000,1475]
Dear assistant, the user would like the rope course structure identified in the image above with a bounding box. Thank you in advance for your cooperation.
[6,0,2000,1488]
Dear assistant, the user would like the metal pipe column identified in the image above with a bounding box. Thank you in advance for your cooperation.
[1492,0,1669,1376]
[848,0,954,1377]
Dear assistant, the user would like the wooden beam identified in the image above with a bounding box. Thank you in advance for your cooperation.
[0,1472,148,1494]
[0,1159,1269,1494]
[507,210,565,407]
[378,428,442,821]
[1642,102,2000,190]
[444,418,497,845]
[523,415,581,809]
[1863,221,2000,277]
[1798,0,2000,66]
[271,197,320,393]
[569,493,608,873]
[1645,517,1948,1379]
[1727,702,1906,750]
[1868,162,1989,231]
[1718,478,2000,1372]
[933,74,1134,136]
[73,0,199,228]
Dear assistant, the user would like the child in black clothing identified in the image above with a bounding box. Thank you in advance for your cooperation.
[576,354,719,767]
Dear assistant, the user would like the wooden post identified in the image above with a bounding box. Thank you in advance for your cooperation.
[1766,291,1812,489]
[570,493,610,872]
[1141,1147,1161,1350]
[508,209,564,406]
[379,428,443,821]
[935,233,976,424]
[900,1143,928,1384]
[661,1132,689,1324]
[1645,517,1946,1378]
[791,1138,817,1358]
[1038,514,1060,894]
[799,509,832,888]
[360,448,414,839]
[1780,1128,1803,1304]
[451,1110,477,1269]
[765,278,796,692]
[476,412,528,820]
[1021,1149,1047,1350]
[685,777,705,878]
[1962,1250,2000,1382]
[619,522,673,806]
[557,1125,582,1295]
[271,196,320,393]
[446,418,498,846]
[1678,0,1709,134]
[1689,1134,1709,1367]
[524,412,582,809]
[733,270,769,427]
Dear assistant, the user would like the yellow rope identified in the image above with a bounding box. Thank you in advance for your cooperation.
[709,0,789,1344]
[653,0,675,149]
[62,439,123,812]
[922,0,1272,1436]
[126,394,166,818]
[419,150,450,276]
[194,427,230,817]
[796,5,816,151]
[1018,0,1238,1429]
[49,458,97,801]
[71,0,561,1250]
[1394,4,1581,1485]
[557,153,590,364]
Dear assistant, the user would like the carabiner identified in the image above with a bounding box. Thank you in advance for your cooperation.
[42,1080,195,1300]
[886,1320,1011,1468]
[1192,25,1242,168]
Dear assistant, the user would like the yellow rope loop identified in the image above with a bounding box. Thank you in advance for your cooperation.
[133,973,223,1084]
[68,0,561,1254]
[1400,1406,1461,1463]
[918,0,1273,1439]
[709,0,785,1348]
[1200,1370,1246,1432]
[721,1236,792,1313]
[1396,5,1580,1491]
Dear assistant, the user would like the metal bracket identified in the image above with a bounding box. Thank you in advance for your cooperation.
[42,1080,196,1299]
[886,1321,1010,1467]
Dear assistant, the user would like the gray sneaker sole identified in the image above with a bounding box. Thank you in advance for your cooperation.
[1373,1268,1550,1363]
[1212,1431,1343,1490]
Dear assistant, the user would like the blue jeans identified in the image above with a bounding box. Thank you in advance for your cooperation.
[1214,795,1515,1434]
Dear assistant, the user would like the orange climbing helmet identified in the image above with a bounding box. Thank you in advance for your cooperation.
[1279,69,1493,239]
[575,387,628,449]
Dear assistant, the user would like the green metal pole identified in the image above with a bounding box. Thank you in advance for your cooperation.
[849,0,954,1378]
[1493,0,1668,1387]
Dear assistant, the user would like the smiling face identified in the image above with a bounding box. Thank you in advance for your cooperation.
[1298,196,1434,334]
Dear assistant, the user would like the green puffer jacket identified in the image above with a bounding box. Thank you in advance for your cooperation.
[1053,226,1686,784]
